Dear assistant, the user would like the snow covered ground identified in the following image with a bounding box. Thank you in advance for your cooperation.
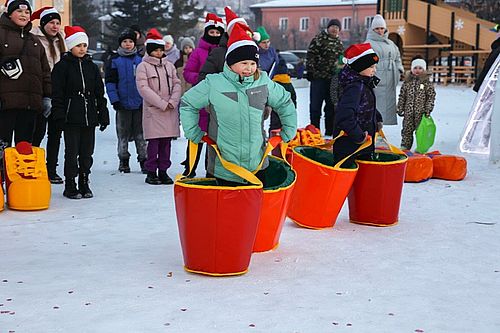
[1,82,500,333]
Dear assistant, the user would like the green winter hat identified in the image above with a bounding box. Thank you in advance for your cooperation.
[255,26,270,43]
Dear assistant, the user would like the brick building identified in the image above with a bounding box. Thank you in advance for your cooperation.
[250,0,377,49]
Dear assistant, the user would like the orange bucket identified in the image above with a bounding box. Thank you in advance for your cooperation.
[0,174,4,212]
[253,153,296,253]
[287,133,372,229]
[348,132,407,227]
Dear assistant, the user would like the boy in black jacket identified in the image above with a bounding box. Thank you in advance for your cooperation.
[51,26,109,199]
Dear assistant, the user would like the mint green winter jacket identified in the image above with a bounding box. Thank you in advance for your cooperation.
[180,64,297,183]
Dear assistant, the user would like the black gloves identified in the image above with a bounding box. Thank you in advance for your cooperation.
[112,101,123,111]
[99,125,107,132]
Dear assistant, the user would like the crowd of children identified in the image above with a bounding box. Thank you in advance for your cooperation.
[0,1,441,201]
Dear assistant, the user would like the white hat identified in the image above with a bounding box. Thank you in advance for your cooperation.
[411,58,427,71]
[163,35,174,45]
[64,26,89,50]
[371,14,387,30]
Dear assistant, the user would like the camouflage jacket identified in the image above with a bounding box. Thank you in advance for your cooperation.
[306,30,344,80]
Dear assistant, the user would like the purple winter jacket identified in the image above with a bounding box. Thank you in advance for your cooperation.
[183,38,218,131]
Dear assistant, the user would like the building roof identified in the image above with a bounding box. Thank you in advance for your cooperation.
[250,0,377,9]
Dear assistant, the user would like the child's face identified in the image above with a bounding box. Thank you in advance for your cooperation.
[230,60,257,77]
[258,39,271,50]
[10,8,30,27]
[412,66,425,76]
[121,38,135,51]
[150,48,165,59]
[71,43,88,58]
[373,27,385,36]
[207,29,221,37]
[43,19,61,37]
[359,64,377,77]
[183,45,193,55]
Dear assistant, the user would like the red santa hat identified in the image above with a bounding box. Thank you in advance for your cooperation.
[343,43,379,73]
[145,28,165,55]
[204,12,225,31]
[5,0,31,15]
[64,26,89,50]
[224,6,247,34]
[31,6,61,28]
[225,23,259,66]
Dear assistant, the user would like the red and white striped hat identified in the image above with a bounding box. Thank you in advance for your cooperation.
[224,6,247,35]
[31,6,61,27]
[226,23,258,66]
[64,26,88,50]
[204,12,225,30]
[343,43,379,72]
[145,28,165,46]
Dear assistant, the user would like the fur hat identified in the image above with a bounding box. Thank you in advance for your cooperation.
[64,26,89,50]
[226,23,259,67]
[411,58,427,71]
[371,14,387,30]
[145,28,165,55]
[179,36,195,50]
[5,0,31,15]
[31,6,61,28]
[327,19,341,30]
[344,43,379,73]
[118,28,137,46]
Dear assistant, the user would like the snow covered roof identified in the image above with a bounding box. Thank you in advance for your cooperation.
[250,0,378,9]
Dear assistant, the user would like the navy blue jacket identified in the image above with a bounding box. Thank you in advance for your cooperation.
[105,53,143,110]
[258,46,279,78]
[333,66,382,142]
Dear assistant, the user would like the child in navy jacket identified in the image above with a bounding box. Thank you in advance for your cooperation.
[105,29,147,173]
[332,43,383,166]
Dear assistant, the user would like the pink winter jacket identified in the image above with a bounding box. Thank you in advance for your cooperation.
[136,55,182,140]
[183,38,217,132]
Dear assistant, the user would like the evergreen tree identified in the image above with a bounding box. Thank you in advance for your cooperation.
[72,0,100,38]
[104,0,170,47]
[165,0,204,38]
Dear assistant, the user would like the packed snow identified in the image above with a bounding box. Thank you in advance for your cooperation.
[1,82,499,332]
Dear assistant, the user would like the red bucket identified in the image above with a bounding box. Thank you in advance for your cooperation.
[253,155,296,253]
[348,150,408,226]
[175,179,262,276]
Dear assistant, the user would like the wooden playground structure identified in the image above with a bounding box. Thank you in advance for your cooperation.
[378,0,497,86]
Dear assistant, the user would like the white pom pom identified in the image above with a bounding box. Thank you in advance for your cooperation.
[342,56,348,64]
[253,32,261,42]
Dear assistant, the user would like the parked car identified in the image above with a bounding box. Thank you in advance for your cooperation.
[88,49,110,78]
[278,51,306,79]
[285,49,307,64]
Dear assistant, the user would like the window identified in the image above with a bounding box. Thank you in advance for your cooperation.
[320,17,330,29]
[279,17,288,31]
[342,16,352,31]
[300,17,309,31]
[365,16,374,28]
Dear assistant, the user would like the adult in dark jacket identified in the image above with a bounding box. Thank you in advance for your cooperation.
[0,1,51,147]
[333,44,382,167]
[473,36,500,92]
[105,29,147,174]
[306,19,344,136]
[51,26,109,199]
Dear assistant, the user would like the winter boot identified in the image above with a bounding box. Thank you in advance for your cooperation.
[139,159,147,174]
[78,173,93,198]
[119,158,130,173]
[48,168,64,184]
[158,170,174,185]
[145,171,162,185]
[63,178,82,199]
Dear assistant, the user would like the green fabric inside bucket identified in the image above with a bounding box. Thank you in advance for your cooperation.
[357,151,407,162]
[294,146,357,169]
[262,157,296,191]
[181,179,218,186]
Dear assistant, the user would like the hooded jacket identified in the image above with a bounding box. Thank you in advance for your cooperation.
[365,28,404,125]
[51,52,109,127]
[0,14,51,113]
[136,54,181,139]
[183,38,218,85]
[180,65,297,183]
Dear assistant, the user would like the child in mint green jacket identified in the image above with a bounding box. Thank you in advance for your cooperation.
[180,23,297,186]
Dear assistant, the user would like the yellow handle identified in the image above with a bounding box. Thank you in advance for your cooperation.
[333,135,373,169]
[316,130,346,149]
[376,130,406,155]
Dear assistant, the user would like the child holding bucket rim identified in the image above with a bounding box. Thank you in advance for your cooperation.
[180,23,297,186]
[332,43,383,166]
